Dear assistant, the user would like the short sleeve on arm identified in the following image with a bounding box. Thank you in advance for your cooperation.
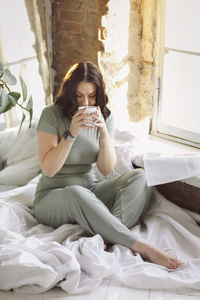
[106,114,115,138]
[37,106,58,136]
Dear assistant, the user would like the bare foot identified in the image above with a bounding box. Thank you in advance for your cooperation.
[131,240,181,269]
[104,243,107,250]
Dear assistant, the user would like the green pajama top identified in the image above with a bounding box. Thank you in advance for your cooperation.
[34,104,114,203]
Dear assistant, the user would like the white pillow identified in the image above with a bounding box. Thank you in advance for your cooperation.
[0,156,41,186]
[0,127,18,163]
[0,121,38,166]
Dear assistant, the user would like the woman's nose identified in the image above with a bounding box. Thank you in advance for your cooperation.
[83,96,89,106]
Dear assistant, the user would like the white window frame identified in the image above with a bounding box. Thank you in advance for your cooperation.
[0,0,46,130]
[150,0,200,149]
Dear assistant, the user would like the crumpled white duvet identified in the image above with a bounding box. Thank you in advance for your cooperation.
[0,181,200,295]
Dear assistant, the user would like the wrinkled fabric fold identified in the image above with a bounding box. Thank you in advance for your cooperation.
[0,186,200,294]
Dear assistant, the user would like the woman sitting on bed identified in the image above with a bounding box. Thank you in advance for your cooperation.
[33,61,181,269]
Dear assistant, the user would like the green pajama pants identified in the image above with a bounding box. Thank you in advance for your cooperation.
[33,169,152,248]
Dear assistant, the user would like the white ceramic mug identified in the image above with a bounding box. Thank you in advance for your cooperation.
[78,106,100,127]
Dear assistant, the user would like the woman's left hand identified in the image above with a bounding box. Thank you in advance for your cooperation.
[93,106,108,136]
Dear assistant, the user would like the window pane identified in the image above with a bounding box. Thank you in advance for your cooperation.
[160,51,200,134]
[0,0,35,62]
[9,59,45,120]
[165,0,200,52]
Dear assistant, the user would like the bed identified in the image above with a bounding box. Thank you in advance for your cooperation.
[0,123,200,295]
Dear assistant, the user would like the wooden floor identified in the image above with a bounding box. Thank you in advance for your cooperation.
[1,279,200,300]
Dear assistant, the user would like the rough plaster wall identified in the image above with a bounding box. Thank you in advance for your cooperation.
[25,0,53,104]
[99,0,157,123]
[98,0,142,126]
[127,0,144,122]
[136,0,157,121]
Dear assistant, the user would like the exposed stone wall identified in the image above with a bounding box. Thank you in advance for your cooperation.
[25,0,53,104]
[51,0,108,93]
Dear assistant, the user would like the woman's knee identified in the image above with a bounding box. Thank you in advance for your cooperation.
[131,168,145,179]
[121,168,147,187]
[126,169,152,202]
[134,169,152,195]
[134,168,148,187]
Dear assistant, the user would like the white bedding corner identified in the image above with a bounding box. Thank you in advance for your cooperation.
[0,179,200,294]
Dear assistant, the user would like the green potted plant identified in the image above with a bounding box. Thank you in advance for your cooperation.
[0,60,33,132]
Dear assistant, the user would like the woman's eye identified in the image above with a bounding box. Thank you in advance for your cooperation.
[75,93,96,99]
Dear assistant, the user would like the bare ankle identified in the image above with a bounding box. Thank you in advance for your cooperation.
[131,240,148,258]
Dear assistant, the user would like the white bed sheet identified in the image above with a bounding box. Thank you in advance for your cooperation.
[0,177,200,295]
[0,185,18,193]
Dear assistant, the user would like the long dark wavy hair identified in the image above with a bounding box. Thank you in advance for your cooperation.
[54,61,111,120]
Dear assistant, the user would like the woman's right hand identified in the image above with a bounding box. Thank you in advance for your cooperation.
[69,108,93,137]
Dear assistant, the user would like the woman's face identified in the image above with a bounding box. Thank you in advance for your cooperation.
[75,81,97,107]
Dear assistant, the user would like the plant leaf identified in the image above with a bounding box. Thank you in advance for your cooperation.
[0,61,3,78]
[26,96,33,128]
[26,95,33,110]
[0,88,14,113]
[19,76,27,102]
[28,108,33,128]
[2,102,13,113]
[18,112,26,134]
[8,92,20,106]
[4,69,17,85]
[8,91,21,100]
[8,92,21,100]
[0,88,9,113]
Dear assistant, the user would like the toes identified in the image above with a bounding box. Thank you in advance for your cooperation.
[168,259,181,269]
[176,260,182,268]
[167,261,176,269]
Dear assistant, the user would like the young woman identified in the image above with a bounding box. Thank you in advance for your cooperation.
[33,61,180,269]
